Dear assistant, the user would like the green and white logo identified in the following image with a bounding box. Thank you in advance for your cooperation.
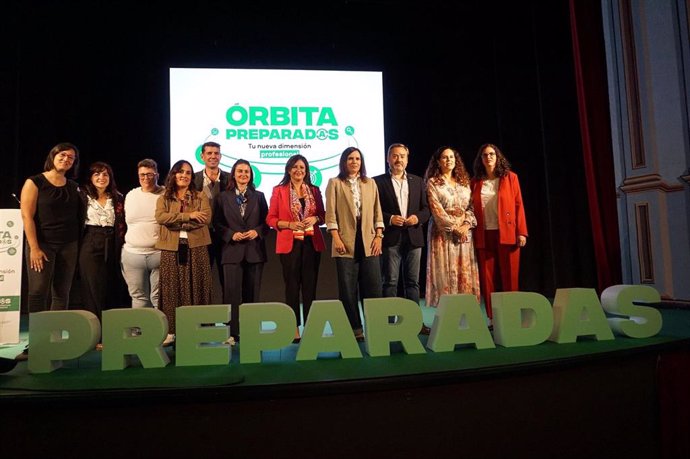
[170,68,385,198]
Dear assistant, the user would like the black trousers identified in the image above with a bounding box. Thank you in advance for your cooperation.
[79,226,118,321]
[209,230,224,283]
[279,237,321,326]
[25,239,78,312]
[222,261,264,337]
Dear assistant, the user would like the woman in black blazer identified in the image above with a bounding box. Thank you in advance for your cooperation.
[213,159,268,343]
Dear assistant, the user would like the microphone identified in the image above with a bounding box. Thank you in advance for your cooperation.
[11,193,20,205]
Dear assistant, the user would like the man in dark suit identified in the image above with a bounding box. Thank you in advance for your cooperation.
[194,141,231,301]
[374,143,431,333]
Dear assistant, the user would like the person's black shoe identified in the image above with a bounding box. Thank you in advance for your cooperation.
[0,357,18,373]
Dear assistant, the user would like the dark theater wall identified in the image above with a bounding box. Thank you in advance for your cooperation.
[2,0,600,300]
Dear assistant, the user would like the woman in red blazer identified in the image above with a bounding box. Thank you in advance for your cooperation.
[471,144,528,325]
[266,154,326,341]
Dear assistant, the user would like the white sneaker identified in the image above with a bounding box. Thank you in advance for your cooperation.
[223,336,236,346]
[163,334,175,346]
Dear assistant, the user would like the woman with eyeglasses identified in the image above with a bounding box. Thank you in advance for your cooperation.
[156,160,212,345]
[121,159,165,309]
[470,143,528,326]
[78,161,126,325]
[17,143,82,361]
[266,154,325,342]
[424,146,480,308]
[213,159,268,344]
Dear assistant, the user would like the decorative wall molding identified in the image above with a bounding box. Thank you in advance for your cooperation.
[679,171,690,185]
[619,173,685,193]
[619,0,647,169]
[634,203,654,283]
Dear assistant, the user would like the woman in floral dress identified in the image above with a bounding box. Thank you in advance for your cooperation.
[424,146,480,307]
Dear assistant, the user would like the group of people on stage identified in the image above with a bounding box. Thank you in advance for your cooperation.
[18,140,527,357]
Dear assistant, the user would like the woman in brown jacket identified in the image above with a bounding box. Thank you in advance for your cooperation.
[156,160,212,345]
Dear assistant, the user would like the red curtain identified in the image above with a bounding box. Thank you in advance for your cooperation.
[569,0,622,291]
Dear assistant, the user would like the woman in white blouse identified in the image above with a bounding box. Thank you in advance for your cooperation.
[79,162,127,324]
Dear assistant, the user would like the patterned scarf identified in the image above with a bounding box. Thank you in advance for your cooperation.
[235,188,248,217]
[347,176,362,218]
[289,183,316,239]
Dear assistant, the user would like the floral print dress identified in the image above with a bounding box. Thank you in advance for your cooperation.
[425,177,481,307]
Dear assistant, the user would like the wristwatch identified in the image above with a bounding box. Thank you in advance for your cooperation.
[375,233,384,239]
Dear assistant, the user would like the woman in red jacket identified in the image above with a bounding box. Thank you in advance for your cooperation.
[471,144,528,325]
[266,154,326,341]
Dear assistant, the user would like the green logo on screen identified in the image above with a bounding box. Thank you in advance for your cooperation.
[225,105,340,141]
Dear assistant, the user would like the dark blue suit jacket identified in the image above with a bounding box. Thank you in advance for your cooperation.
[213,188,268,264]
[373,172,430,248]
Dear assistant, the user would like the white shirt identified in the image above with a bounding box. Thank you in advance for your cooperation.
[480,178,500,230]
[201,169,224,201]
[390,171,409,219]
[85,195,115,227]
[347,176,362,218]
[123,187,165,255]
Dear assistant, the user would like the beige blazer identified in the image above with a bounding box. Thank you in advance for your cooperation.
[155,191,212,251]
[325,177,384,258]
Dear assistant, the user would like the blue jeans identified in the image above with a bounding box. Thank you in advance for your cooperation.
[382,242,422,304]
[335,255,382,331]
[120,248,161,308]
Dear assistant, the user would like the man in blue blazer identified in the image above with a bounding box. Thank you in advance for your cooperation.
[374,143,431,333]
[194,141,231,297]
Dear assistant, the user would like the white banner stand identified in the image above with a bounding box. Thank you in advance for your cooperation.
[0,209,23,344]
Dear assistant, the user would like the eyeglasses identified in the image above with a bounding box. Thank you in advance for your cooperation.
[138,173,156,179]
[57,153,76,161]
[482,152,496,158]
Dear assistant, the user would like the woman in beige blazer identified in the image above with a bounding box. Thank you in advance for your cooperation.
[325,147,384,340]
[155,160,212,345]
